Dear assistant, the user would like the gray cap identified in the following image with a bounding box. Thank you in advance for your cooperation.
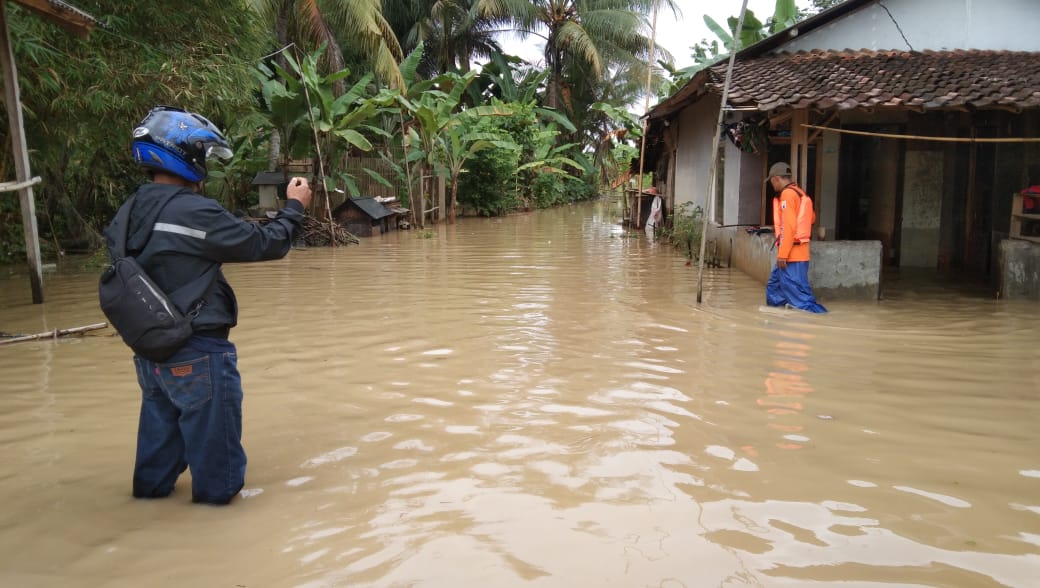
[765,162,792,183]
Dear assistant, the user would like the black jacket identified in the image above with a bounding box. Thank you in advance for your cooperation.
[104,183,304,333]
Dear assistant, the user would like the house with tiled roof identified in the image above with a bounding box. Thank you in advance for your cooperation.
[644,0,1040,299]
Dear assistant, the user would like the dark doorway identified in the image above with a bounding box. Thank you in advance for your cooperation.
[837,127,904,266]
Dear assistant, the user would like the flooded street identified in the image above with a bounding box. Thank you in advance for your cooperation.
[1,200,1038,587]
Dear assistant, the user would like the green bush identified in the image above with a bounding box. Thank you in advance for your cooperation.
[456,143,520,216]
[563,171,600,203]
[531,172,566,208]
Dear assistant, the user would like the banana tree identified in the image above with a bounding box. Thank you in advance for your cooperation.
[395,67,479,226]
[257,44,386,214]
[434,128,519,223]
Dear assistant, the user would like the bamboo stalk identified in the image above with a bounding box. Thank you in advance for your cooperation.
[295,48,337,246]
[0,322,107,346]
[696,0,749,304]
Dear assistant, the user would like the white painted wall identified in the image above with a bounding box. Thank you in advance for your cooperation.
[673,95,721,210]
[778,0,1040,53]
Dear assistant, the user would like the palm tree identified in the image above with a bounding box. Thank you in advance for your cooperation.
[475,0,677,112]
[383,0,503,76]
[248,0,404,89]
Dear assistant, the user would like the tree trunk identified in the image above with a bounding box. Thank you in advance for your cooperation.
[450,173,459,224]
[545,38,560,110]
[270,10,289,172]
[268,129,281,172]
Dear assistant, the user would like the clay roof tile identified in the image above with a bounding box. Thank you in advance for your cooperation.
[702,49,1040,112]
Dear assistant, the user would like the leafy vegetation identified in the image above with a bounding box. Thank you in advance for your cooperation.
[664,203,705,260]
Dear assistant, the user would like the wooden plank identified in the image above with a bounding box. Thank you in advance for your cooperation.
[0,1,43,303]
[790,110,809,186]
[9,0,97,38]
[1010,193,1040,242]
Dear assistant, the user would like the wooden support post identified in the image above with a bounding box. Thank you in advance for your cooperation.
[0,0,44,303]
[791,110,809,186]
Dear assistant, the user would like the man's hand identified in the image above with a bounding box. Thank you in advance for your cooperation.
[777,258,788,269]
[287,177,312,209]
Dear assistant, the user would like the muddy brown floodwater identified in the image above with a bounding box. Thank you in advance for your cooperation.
[1,200,1038,587]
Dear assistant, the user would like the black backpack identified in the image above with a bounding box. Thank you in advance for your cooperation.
[98,194,196,362]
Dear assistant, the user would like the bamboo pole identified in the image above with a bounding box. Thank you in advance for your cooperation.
[803,125,1040,143]
[634,0,661,229]
[696,0,749,304]
[294,48,337,246]
[0,1,44,303]
[0,322,108,346]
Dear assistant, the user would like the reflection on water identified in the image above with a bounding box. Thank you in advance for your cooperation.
[1,201,1038,587]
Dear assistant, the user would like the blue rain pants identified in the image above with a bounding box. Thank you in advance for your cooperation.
[131,335,246,505]
[766,260,827,313]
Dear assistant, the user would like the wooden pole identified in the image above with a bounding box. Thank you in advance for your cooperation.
[0,322,108,346]
[696,0,749,304]
[791,110,809,186]
[294,47,337,246]
[0,0,44,303]
[634,0,660,229]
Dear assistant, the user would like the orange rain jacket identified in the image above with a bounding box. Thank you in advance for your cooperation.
[772,183,815,262]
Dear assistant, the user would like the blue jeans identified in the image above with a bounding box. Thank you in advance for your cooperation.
[131,336,245,505]
[766,261,827,313]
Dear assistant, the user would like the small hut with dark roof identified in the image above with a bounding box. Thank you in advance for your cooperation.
[332,197,395,237]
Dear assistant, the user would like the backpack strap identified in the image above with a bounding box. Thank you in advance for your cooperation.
[111,188,217,317]
[787,183,808,201]
[109,195,136,259]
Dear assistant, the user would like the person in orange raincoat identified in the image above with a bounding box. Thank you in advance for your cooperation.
[765,162,826,313]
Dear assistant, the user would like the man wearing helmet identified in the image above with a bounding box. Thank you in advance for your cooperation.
[105,106,313,505]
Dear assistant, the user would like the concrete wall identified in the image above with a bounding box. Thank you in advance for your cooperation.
[778,0,1040,53]
[900,149,944,267]
[810,240,884,300]
[999,239,1040,299]
[707,226,883,300]
[674,95,722,210]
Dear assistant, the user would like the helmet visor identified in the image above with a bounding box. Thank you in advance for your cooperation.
[207,144,233,160]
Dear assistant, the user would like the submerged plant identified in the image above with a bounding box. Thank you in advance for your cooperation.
[664,203,705,259]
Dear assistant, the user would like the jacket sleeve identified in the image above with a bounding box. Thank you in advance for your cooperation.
[777,189,799,260]
[184,198,305,263]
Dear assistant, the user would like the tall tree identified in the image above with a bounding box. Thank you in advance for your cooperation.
[475,0,677,113]
[383,0,502,76]
[248,0,404,89]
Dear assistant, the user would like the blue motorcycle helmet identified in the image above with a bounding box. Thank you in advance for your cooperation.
[131,106,233,183]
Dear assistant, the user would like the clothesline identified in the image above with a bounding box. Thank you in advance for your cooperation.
[802,125,1040,143]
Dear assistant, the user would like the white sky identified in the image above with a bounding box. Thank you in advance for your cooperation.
[498,1,812,70]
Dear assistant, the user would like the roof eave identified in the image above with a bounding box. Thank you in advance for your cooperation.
[11,0,103,38]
